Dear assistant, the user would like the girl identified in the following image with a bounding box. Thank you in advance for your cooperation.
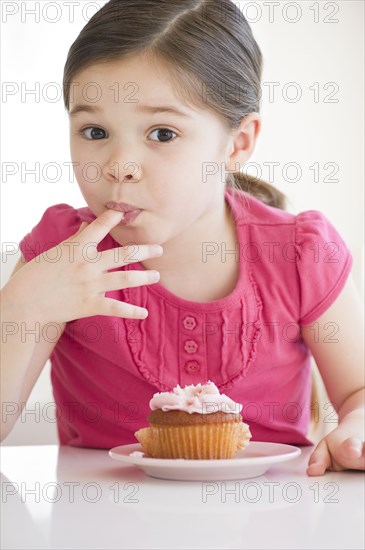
[2,0,364,476]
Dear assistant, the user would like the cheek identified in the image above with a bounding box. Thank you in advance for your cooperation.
[73,158,104,191]
[70,141,97,172]
[73,169,100,207]
[73,165,87,190]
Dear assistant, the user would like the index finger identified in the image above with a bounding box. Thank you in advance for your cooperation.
[81,209,125,243]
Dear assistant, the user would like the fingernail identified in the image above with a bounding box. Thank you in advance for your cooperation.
[140,308,148,319]
[151,270,160,282]
[349,444,362,454]
[108,209,124,217]
[152,245,163,256]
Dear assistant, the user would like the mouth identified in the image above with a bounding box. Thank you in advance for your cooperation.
[105,201,142,213]
[105,201,143,226]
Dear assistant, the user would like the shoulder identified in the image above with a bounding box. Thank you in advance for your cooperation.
[225,187,295,227]
[226,187,349,245]
[37,202,95,232]
[226,188,353,324]
[19,203,96,262]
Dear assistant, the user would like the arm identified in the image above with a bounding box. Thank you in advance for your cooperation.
[1,255,66,441]
[301,273,365,475]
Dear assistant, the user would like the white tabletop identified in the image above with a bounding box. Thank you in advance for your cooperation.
[1,444,364,550]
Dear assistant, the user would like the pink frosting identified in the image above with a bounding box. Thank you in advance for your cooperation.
[149,381,243,414]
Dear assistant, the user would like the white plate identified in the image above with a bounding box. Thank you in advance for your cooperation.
[109,442,301,481]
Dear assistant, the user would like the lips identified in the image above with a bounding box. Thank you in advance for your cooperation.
[105,201,141,213]
[105,201,143,226]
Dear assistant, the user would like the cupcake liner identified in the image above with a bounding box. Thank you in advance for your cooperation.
[135,422,251,459]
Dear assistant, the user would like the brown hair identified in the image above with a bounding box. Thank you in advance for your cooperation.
[63,0,286,210]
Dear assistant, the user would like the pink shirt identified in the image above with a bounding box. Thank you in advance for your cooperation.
[19,188,353,449]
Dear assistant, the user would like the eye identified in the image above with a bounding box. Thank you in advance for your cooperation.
[149,128,177,143]
[79,127,107,140]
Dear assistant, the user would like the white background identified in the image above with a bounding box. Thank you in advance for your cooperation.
[1,0,364,444]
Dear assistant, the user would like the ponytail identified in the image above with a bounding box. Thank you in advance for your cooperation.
[226,172,287,211]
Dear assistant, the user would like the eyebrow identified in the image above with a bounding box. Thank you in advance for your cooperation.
[136,104,193,119]
[69,105,101,117]
[69,104,193,119]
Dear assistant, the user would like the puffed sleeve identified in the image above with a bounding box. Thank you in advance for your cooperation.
[295,210,353,326]
[19,203,84,262]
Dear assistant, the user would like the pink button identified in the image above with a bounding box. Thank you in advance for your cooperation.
[184,360,200,374]
[183,316,197,330]
[184,340,198,354]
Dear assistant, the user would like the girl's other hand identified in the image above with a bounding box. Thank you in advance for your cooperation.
[6,209,163,324]
[306,417,365,475]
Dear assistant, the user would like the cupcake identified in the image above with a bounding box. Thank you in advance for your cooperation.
[134,381,251,459]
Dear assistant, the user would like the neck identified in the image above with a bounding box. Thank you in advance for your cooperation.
[141,197,236,278]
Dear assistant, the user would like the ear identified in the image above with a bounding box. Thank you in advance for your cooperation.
[225,112,261,172]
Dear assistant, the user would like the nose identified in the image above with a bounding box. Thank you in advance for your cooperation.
[107,159,141,183]
[105,140,141,183]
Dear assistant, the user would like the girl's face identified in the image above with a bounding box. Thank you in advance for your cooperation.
[69,54,233,246]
